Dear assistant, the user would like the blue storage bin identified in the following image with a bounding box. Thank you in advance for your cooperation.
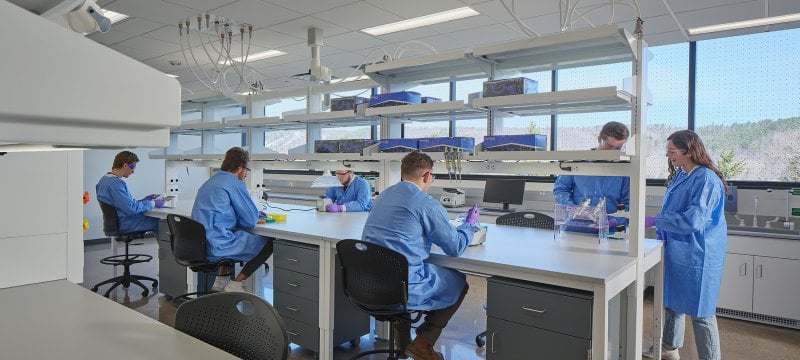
[483,134,547,151]
[314,140,339,153]
[379,138,419,153]
[331,96,368,112]
[369,91,422,107]
[482,77,538,98]
[417,137,475,154]
[339,139,377,153]
[421,96,441,103]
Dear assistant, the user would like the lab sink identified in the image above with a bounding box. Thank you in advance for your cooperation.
[726,226,800,237]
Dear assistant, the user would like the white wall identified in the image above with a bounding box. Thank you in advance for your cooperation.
[83,149,165,240]
[0,151,83,288]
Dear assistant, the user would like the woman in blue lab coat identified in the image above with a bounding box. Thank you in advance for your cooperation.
[361,151,478,360]
[96,151,160,234]
[192,147,273,293]
[554,121,631,214]
[645,130,727,360]
[323,169,372,212]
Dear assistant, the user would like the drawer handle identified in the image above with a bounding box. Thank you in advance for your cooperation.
[287,331,300,336]
[287,257,300,262]
[756,264,763,278]
[490,331,496,354]
[739,263,747,276]
[287,282,300,287]
[286,306,300,312]
[521,306,546,314]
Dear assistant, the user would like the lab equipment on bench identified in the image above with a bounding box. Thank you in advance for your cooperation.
[451,213,487,246]
[316,197,332,212]
[440,188,465,208]
[554,198,610,242]
[482,178,526,212]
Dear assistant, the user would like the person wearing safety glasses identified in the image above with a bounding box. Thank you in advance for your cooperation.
[95,151,161,234]
[322,169,373,212]
[553,121,631,214]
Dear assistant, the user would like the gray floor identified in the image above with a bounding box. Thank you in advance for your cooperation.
[81,237,800,359]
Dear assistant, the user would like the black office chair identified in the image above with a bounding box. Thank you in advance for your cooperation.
[166,214,236,304]
[175,292,289,360]
[336,239,423,360]
[474,211,555,347]
[91,201,158,297]
[495,211,555,229]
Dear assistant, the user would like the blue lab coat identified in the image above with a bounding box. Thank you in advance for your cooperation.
[192,171,267,261]
[325,175,372,212]
[96,174,158,234]
[361,181,473,310]
[553,175,630,213]
[655,166,727,318]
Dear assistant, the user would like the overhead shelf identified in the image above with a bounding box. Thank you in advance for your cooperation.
[472,25,636,72]
[364,101,485,121]
[283,110,378,128]
[364,50,484,83]
[473,150,630,162]
[226,116,284,127]
[470,86,632,116]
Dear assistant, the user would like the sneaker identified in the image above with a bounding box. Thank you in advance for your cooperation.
[404,339,443,360]
[211,276,230,292]
[642,345,680,360]
[223,281,248,293]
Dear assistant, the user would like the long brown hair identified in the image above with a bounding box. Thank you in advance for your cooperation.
[666,130,727,194]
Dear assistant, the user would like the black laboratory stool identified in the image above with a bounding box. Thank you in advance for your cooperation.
[166,214,236,305]
[91,201,158,298]
[475,211,555,347]
[175,292,289,360]
[336,239,425,360]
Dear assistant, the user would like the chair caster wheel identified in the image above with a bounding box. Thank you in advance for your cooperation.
[142,290,149,297]
[164,295,173,300]
[91,287,98,293]
[349,338,360,347]
[152,281,158,288]
[475,337,485,348]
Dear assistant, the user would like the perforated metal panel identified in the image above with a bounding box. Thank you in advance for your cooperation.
[717,307,799,330]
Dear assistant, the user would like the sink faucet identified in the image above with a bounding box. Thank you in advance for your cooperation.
[752,196,759,227]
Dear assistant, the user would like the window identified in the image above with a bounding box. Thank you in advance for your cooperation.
[265,97,307,117]
[264,129,306,154]
[491,70,552,143]
[402,82,451,137]
[646,42,689,178]
[695,28,800,181]
[454,78,488,138]
[321,126,372,140]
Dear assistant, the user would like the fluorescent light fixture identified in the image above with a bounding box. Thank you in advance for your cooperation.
[219,50,286,64]
[102,9,129,24]
[166,74,179,78]
[330,75,370,83]
[688,12,800,36]
[362,7,479,36]
[0,144,89,153]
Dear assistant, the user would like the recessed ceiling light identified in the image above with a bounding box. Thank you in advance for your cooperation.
[330,75,370,83]
[362,7,480,36]
[688,12,800,36]
[102,9,129,24]
[219,50,287,64]
[166,74,179,78]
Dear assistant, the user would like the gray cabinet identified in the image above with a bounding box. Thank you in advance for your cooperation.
[273,239,369,353]
[486,277,592,360]
[156,220,187,299]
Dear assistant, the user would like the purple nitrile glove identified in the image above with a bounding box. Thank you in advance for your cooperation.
[645,215,656,228]
[326,203,344,213]
[142,194,159,201]
[608,217,618,228]
[466,204,480,225]
[154,198,167,208]
[258,210,267,218]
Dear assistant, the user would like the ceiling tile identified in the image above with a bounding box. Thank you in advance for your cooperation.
[313,2,402,31]
[141,25,182,44]
[470,0,560,24]
[249,28,305,49]
[374,28,440,44]
[390,34,470,53]
[267,16,351,39]
[426,14,497,34]
[643,30,689,46]
[166,0,237,12]
[115,35,182,55]
[666,0,753,14]
[767,0,800,15]
[445,23,526,46]
[324,31,392,52]
[111,18,165,36]
[263,0,360,15]
[211,0,302,28]
[112,44,166,61]
[324,52,378,68]
[87,29,138,45]
[676,1,764,29]
[105,0,197,26]
[365,0,466,18]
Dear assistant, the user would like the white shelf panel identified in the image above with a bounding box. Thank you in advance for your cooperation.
[471,87,632,116]
[226,116,284,127]
[178,121,225,130]
[474,150,630,162]
[250,153,375,161]
[150,154,224,160]
[472,25,636,71]
[365,101,484,121]
[364,50,483,83]
[284,110,360,123]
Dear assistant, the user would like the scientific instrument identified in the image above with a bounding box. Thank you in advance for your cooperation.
[440,188,465,208]
[316,197,332,212]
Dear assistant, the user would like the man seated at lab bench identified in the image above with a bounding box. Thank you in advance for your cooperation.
[96,150,163,234]
[192,147,273,293]
[553,121,631,216]
[361,151,480,360]
[322,169,372,212]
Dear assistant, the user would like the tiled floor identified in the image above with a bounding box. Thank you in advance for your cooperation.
[81,238,800,359]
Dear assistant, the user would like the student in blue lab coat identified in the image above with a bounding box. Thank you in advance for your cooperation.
[643,130,727,360]
[361,151,480,360]
[323,169,372,212]
[553,121,631,214]
[96,151,161,234]
[192,147,273,293]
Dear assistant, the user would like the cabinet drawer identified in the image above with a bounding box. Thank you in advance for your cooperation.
[274,291,319,325]
[282,316,319,352]
[487,277,592,339]
[486,317,590,360]
[274,268,319,301]
[274,241,319,276]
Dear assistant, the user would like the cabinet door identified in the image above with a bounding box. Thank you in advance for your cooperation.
[486,317,590,360]
[717,254,753,312]
[753,257,800,320]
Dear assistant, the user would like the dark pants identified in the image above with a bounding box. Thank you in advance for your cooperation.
[240,237,274,277]
[394,283,469,348]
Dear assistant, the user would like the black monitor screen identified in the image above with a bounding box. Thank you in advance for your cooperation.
[482,178,526,212]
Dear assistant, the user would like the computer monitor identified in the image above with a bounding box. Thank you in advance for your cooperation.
[482,178,526,212]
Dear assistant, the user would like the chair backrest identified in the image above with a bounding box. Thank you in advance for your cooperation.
[97,201,120,237]
[336,239,409,315]
[175,292,289,360]
[166,214,208,264]
[496,211,555,230]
